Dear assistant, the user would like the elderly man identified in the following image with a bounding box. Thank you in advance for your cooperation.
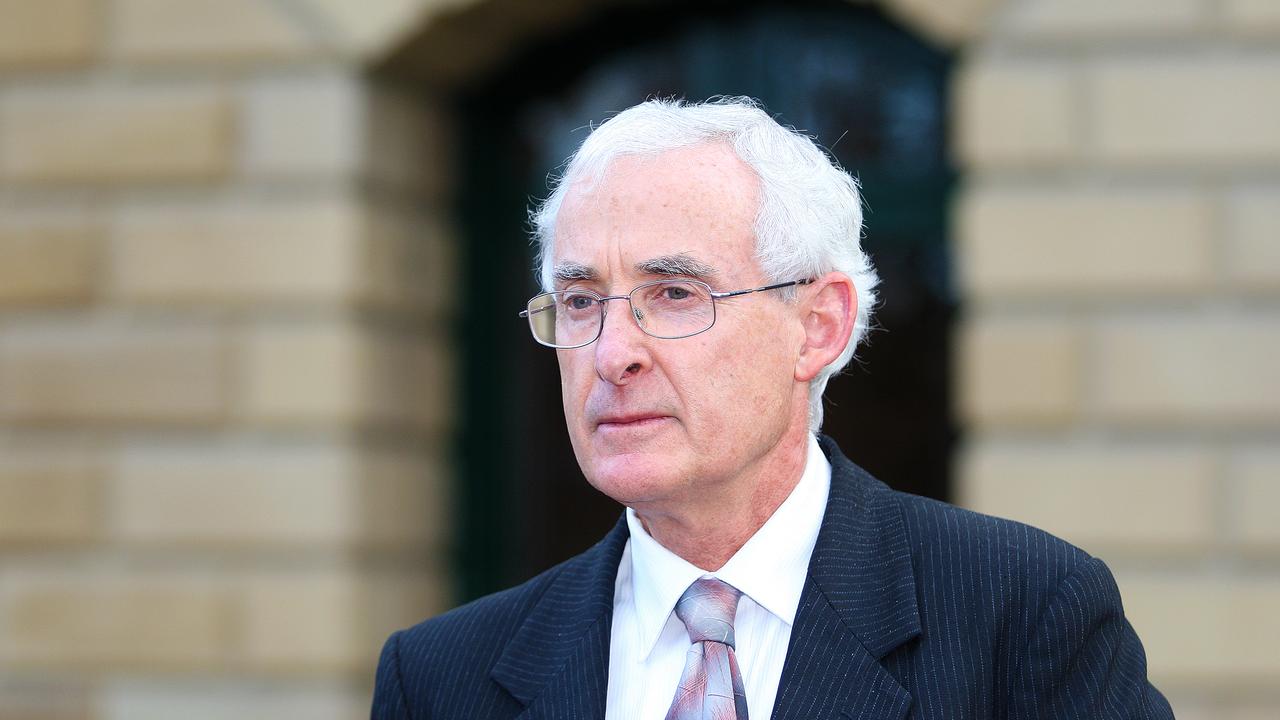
[372,98,1172,719]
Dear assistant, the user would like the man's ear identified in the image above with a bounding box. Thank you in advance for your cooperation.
[795,272,856,383]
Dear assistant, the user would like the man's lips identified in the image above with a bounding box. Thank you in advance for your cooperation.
[594,413,671,428]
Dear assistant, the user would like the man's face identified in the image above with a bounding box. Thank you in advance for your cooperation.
[552,143,808,513]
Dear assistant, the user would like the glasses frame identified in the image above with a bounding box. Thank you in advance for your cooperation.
[518,277,814,349]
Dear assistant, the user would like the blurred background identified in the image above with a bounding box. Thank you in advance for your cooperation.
[0,0,1276,717]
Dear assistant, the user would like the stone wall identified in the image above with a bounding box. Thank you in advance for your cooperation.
[955,1,1280,717]
[0,1,456,717]
[0,0,1276,717]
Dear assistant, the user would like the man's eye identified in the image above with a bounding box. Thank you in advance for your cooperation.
[563,294,596,311]
[664,286,691,300]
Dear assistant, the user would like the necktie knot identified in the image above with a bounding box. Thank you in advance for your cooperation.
[674,577,742,648]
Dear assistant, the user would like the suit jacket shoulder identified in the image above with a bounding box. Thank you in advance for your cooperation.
[822,438,1172,718]
[372,515,628,719]
[889,473,1098,640]
[377,564,561,712]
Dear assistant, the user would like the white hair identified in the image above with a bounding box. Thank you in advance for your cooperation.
[531,96,879,432]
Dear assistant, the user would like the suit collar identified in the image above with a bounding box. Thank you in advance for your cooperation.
[490,514,628,717]
[770,435,921,719]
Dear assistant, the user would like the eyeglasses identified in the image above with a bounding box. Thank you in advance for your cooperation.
[519,278,813,349]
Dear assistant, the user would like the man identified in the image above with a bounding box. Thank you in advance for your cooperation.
[372,97,1173,719]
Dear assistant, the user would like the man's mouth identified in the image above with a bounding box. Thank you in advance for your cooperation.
[595,413,671,429]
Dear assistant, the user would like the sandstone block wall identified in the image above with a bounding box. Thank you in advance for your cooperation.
[0,1,455,717]
[1,0,1276,717]
[957,1,1280,716]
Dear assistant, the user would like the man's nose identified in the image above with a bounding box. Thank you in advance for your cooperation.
[593,300,651,385]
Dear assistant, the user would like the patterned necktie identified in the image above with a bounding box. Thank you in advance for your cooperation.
[665,577,749,720]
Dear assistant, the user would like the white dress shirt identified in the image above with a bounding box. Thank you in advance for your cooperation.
[604,435,832,720]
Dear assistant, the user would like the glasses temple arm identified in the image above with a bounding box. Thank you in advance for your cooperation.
[710,277,814,299]
[518,305,556,318]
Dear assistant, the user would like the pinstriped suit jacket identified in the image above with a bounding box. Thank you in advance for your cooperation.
[372,436,1174,719]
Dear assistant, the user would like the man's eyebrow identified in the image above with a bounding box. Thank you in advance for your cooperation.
[552,262,597,285]
[635,253,718,280]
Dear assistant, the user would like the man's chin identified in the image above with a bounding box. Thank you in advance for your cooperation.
[582,451,684,506]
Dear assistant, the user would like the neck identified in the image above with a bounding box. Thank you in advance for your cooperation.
[632,430,810,571]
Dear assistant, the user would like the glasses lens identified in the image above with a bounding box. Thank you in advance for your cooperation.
[526,291,601,347]
[632,281,714,339]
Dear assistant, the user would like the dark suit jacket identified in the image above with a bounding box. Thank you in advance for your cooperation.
[372,436,1174,719]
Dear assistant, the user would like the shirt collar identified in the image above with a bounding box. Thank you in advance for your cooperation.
[624,434,832,660]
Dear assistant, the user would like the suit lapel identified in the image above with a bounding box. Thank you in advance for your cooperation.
[770,436,921,720]
[491,515,629,719]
